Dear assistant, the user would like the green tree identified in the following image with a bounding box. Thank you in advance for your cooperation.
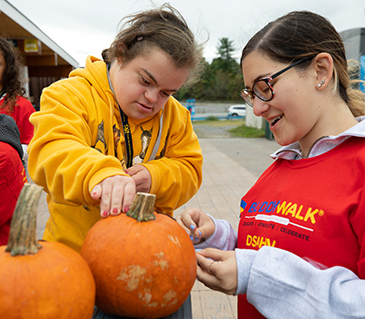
[174,38,244,102]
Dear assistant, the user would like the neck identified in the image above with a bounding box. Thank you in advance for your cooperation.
[300,103,358,158]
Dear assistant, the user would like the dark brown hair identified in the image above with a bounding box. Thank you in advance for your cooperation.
[0,37,27,113]
[104,3,204,86]
[240,11,365,116]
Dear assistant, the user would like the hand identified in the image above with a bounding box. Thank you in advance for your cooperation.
[91,175,136,217]
[196,248,237,295]
[176,208,215,244]
[124,164,151,193]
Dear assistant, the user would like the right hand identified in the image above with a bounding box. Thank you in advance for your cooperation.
[91,175,136,218]
[176,208,215,244]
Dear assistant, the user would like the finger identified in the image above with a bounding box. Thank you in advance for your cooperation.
[109,180,125,216]
[196,258,220,290]
[180,208,199,232]
[197,248,225,262]
[196,253,215,272]
[179,211,202,242]
[99,183,112,218]
[176,215,191,235]
[91,184,101,200]
[122,179,136,213]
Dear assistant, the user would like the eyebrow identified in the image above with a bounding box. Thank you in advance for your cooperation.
[141,68,178,93]
[244,72,272,90]
[252,72,271,85]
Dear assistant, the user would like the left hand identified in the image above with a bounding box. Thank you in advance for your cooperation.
[125,164,152,193]
[196,248,238,295]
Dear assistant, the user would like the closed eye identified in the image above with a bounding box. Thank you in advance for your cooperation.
[161,91,172,97]
[141,76,150,85]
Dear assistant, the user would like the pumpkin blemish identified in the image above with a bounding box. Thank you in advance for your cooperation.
[138,291,152,304]
[167,235,181,248]
[163,290,177,303]
[117,265,147,291]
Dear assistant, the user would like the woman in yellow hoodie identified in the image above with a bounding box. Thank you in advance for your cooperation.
[28,3,204,253]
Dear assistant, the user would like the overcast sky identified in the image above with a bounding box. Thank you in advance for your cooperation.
[7,0,365,67]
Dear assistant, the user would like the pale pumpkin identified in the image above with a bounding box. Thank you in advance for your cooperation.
[0,184,96,319]
[81,192,197,318]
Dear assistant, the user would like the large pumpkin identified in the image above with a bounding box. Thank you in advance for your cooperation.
[0,184,96,319]
[81,192,197,318]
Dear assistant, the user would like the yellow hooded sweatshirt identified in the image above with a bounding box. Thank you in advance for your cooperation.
[28,56,203,252]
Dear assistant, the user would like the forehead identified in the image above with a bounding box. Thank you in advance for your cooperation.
[241,52,285,87]
[122,46,190,89]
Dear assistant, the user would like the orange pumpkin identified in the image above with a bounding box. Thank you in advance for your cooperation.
[81,192,197,318]
[0,184,96,319]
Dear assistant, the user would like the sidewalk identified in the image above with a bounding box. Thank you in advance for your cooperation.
[35,137,280,319]
[174,137,278,319]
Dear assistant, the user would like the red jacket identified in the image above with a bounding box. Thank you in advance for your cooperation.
[0,96,35,144]
[0,142,27,246]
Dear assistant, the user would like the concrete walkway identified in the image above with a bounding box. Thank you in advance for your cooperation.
[35,137,280,319]
[174,137,279,319]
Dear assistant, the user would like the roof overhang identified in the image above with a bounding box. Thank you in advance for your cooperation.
[0,0,79,77]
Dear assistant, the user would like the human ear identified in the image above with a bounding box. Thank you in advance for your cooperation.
[313,52,334,90]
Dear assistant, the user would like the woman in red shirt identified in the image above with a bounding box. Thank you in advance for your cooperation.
[0,37,35,168]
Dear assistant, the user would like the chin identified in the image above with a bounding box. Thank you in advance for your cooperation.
[274,136,294,147]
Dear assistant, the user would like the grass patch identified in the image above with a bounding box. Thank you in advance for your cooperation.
[193,119,242,127]
[229,124,265,138]
[193,119,266,138]
[205,115,220,121]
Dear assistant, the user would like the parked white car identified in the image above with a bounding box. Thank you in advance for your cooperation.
[228,104,246,117]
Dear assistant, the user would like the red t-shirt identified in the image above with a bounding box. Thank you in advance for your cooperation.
[0,96,35,144]
[0,142,27,246]
[237,137,365,318]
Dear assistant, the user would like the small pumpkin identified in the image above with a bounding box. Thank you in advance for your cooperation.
[81,192,197,318]
[0,184,96,319]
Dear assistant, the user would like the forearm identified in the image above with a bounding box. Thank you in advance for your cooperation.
[236,246,365,318]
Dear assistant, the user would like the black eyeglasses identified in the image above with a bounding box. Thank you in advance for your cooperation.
[240,56,313,107]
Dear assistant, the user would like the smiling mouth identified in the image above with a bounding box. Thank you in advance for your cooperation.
[269,115,283,127]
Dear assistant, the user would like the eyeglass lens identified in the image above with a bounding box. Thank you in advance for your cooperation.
[253,80,272,101]
[240,79,272,107]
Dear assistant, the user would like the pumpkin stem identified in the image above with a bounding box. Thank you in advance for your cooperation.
[127,192,156,222]
[5,183,44,256]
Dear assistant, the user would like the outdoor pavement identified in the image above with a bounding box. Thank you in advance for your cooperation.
[34,136,280,319]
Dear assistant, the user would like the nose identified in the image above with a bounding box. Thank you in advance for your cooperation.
[144,88,159,104]
[252,98,270,117]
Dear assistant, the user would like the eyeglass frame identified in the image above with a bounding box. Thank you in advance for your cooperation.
[240,56,314,107]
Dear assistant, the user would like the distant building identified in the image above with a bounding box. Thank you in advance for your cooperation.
[0,0,79,109]
[340,28,365,93]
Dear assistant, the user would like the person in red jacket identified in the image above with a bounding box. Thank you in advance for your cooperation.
[0,37,35,170]
[0,114,27,246]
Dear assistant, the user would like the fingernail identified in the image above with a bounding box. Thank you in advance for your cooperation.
[112,208,119,213]
[124,207,129,213]
[190,225,195,231]
[102,211,109,217]
[92,192,97,196]
[190,235,194,241]
[198,230,202,237]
